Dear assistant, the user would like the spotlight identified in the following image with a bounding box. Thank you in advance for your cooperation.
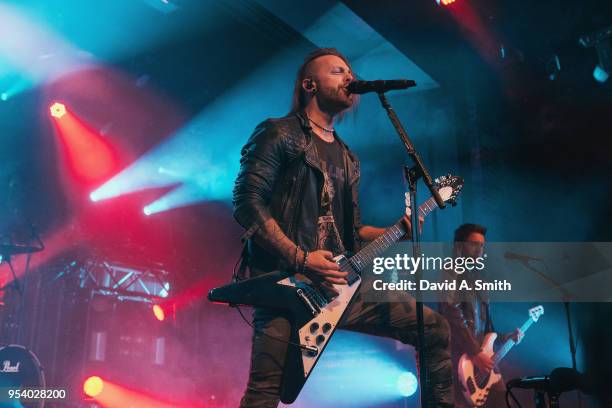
[143,206,152,216]
[593,64,609,83]
[0,93,7,101]
[49,102,66,118]
[579,25,612,83]
[436,0,456,5]
[153,304,165,321]
[396,371,418,397]
[83,376,104,397]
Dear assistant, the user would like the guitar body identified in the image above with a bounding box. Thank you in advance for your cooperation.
[457,305,544,407]
[458,333,501,407]
[208,255,361,403]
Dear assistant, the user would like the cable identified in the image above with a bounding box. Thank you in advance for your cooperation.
[506,386,522,408]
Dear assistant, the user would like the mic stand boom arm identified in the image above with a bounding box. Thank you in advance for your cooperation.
[376,91,446,408]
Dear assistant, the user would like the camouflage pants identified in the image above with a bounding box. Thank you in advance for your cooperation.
[239,282,455,408]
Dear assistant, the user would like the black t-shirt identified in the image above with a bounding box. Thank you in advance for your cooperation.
[312,134,348,251]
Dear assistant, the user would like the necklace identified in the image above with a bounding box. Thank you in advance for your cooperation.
[309,118,334,133]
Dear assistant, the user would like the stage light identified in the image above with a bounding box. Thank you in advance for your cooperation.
[579,25,612,84]
[153,304,165,321]
[143,205,152,216]
[83,376,104,397]
[49,104,117,182]
[396,371,418,397]
[593,64,609,83]
[0,93,7,101]
[437,0,456,6]
[50,102,66,118]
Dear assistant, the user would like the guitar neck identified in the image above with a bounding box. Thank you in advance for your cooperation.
[348,198,434,273]
[418,196,439,218]
[493,317,535,365]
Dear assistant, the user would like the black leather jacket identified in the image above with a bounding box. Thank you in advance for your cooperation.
[232,112,361,275]
[439,273,494,359]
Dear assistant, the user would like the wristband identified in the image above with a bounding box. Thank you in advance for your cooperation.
[301,250,310,274]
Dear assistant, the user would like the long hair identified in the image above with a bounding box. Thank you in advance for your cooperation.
[289,48,354,114]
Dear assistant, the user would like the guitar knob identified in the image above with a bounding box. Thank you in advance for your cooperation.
[322,323,332,333]
[309,322,319,333]
[316,335,325,345]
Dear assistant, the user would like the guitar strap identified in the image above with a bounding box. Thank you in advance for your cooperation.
[233,241,250,282]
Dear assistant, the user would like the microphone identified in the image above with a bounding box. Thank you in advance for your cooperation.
[507,368,588,394]
[507,376,550,390]
[550,367,588,394]
[504,251,541,262]
[347,79,416,94]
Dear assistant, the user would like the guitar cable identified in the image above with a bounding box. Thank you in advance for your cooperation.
[505,385,522,408]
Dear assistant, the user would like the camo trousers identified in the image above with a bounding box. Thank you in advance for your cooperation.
[239,284,455,408]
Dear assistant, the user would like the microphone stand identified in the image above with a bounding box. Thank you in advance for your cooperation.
[519,261,577,369]
[377,91,446,408]
[517,259,581,407]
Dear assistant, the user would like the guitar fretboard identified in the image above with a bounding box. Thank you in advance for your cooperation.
[349,198,435,272]
[419,196,440,218]
[493,317,535,365]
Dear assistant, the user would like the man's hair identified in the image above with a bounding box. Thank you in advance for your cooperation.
[454,223,487,242]
[290,48,353,113]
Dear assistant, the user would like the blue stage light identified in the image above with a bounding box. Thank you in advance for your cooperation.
[295,331,418,407]
[396,371,418,397]
[593,64,609,83]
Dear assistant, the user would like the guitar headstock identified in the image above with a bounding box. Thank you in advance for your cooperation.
[433,174,464,206]
[529,305,544,322]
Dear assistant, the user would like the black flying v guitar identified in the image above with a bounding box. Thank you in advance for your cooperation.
[208,174,464,403]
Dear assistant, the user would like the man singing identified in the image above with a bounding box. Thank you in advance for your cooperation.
[233,48,454,407]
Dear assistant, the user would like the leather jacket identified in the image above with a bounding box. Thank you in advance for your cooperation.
[232,111,361,276]
[439,273,494,359]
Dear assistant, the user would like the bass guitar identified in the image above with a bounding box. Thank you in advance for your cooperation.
[458,305,544,407]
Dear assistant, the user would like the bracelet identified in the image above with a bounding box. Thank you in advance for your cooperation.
[294,245,300,271]
[301,250,310,274]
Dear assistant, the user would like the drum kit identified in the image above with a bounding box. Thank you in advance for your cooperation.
[0,240,46,408]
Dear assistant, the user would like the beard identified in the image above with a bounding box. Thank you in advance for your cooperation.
[317,85,354,114]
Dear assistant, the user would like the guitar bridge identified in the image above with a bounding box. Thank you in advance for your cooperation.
[296,289,320,316]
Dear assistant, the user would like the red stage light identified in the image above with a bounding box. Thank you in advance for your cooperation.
[438,0,456,5]
[153,304,165,321]
[50,104,117,182]
[49,102,66,118]
[83,376,104,397]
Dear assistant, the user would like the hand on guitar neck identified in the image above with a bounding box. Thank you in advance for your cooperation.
[400,192,424,240]
[502,327,525,345]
